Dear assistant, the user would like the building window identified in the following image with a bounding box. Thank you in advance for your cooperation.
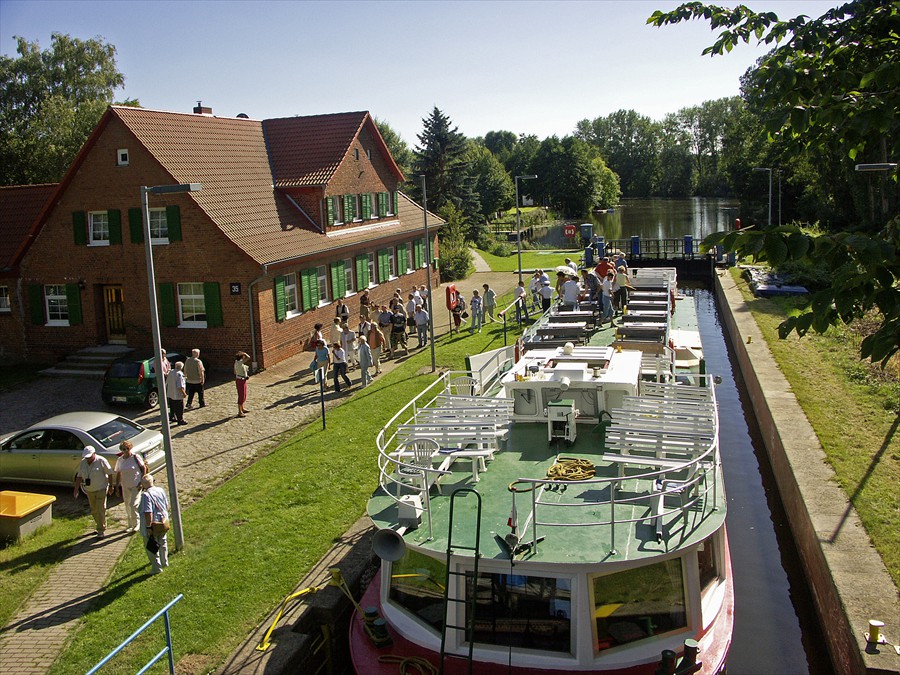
[284,273,299,316]
[316,265,330,305]
[406,242,414,272]
[388,248,396,279]
[367,252,377,286]
[354,194,363,222]
[366,148,372,160]
[89,211,110,246]
[344,259,355,295]
[149,208,169,243]
[177,282,207,327]
[354,148,360,161]
[117,148,129,166]
[0,286,10,313]
[45,285,69,325]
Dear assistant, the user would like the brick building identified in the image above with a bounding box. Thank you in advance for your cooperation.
[2,105,441,370]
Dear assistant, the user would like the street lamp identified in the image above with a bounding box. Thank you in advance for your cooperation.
[420,176,436,373]
[515,175,537,284]
[752,167,772,227]
[140,182,201,552]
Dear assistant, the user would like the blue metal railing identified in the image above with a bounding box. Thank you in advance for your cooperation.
[87,594,184,675]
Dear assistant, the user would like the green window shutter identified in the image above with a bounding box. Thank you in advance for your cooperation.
[361,194,371,219]
[65,284,83,325]
[378,249,390,282]
[108,209,122,245]
[166,205,182,241]
[274,275,286,322]
[204,282,223,327]
[158,283,177,327]
[393,191,400,214]
[418,239,427,267]
[355,255,368,288]
[330,261,346,298]
[343,195,354,222]
[28,285,45,325]
[326,197,335,225]
[378,192,388,216]
[397,243,407,272]
[128,208,144,243]
[73,211,87,245]
[300,269,318,311]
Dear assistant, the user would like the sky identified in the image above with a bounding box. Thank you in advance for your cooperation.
[1,0,838,145]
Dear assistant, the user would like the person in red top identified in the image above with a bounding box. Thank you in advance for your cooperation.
[594,256,614,279]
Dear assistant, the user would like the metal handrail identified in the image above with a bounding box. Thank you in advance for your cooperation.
[87,594,184,675]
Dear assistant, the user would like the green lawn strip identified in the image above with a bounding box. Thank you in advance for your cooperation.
[476,249,582,273]
[729,268,899,587]
[47,317,514,673]
[0,516,94,628]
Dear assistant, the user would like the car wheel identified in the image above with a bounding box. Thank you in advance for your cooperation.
[146,389,159,408]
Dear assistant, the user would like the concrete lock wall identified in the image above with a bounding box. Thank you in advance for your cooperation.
[715,271,899,675]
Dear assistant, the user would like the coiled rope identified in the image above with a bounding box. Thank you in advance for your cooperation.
[546,456,595,481]
[377,654,439,675]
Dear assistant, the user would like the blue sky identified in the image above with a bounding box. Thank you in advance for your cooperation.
[1,0,837,145]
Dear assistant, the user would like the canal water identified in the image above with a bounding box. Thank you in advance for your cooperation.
[532,198,741,247]
[691,286,832,674]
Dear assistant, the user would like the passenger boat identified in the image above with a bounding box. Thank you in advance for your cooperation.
[352,268,732,674]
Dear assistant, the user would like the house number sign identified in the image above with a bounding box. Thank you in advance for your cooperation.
[230,282,241,295]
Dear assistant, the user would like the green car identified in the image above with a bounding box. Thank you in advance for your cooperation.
[101,352,186,408]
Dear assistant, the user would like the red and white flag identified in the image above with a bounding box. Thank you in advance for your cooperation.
[507,500,518,533]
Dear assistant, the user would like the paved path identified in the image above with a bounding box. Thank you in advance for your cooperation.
[0,263,518,673]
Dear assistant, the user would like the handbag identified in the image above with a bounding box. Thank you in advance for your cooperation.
[461,311,469,319]
[151,519,170,536]
[146,536,160,553]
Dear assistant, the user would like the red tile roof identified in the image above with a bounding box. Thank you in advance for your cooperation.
[0,184,58,273]
[111,106,432,266]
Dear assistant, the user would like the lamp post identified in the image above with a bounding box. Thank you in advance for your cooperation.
[752,167,772,227]
[515,175,537,284]
[420,176,436,372]
[140,182,201,551]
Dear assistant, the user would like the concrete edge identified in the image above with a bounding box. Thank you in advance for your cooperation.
[715,270,899,674]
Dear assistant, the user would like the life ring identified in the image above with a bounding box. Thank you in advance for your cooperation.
[445,284,458,310]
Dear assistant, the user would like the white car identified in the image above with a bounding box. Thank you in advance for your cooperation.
[0,412,166,486]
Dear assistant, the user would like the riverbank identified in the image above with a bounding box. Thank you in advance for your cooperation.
[715,270,899,674]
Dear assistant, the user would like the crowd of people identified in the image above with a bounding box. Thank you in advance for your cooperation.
[308,284,438,394]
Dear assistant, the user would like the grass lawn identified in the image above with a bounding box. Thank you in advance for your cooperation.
[729,268,900,588]
[41,293,519,674]
[475,248,583,274]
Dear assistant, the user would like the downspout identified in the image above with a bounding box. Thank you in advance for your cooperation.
[248,263,269,371]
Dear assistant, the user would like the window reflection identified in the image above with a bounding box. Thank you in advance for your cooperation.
[593,559,687,652]
[388,549,447,631]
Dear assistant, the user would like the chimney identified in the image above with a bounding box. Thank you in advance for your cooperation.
[193,100,213,115]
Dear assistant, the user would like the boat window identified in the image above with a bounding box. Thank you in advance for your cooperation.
[388,548,447,631]
[592,558,687,653]
[697,537,719,592]
[466,572,571,654]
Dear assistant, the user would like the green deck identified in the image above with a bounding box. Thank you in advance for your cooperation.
[368,291,727,566]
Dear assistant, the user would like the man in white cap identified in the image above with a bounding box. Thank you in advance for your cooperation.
[73,445,114,538]
[139,474,170,574]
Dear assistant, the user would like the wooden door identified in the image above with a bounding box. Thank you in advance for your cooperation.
[104,286,126,343]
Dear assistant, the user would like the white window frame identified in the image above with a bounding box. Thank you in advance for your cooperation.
[117,148,129,166]
[406,242,414,273]
[371,192,380,219]
[45,284,69,326]
[316,265,330,306]
[343,258,355,296]
[177,282,207,328]
[149,207,169,245]
[354,194,363,223]
[387,192,396,216]
[388,248,397,279]
[88,211,110,246]
[367,252,377,287]
[331,196,343,226]
[0,286,9,313]
[284,272,300,317]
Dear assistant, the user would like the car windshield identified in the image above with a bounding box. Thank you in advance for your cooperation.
[108,362,141,378]
[89,417,143,447]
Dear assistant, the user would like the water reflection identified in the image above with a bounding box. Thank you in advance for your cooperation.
[532,198,740,247]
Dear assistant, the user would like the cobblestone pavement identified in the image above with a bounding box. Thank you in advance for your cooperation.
[0,265,520,673]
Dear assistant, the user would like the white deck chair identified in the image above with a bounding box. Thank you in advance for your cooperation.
[446,375,478,397]
[396,438,442,494]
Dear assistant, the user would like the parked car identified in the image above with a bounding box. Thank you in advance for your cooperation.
[101,352,186,408]
[0,412,167,486]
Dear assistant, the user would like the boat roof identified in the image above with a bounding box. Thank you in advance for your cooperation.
[368,273,727,567]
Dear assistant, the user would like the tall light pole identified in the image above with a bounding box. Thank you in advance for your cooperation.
[752,167,772,227]
[515,175,537,284]
[140,182,201,552]
[420,176,436,373]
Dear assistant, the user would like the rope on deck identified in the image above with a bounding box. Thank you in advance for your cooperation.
[546,456,596,481]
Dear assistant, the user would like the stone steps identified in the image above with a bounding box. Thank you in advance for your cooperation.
[41,345,135,378]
